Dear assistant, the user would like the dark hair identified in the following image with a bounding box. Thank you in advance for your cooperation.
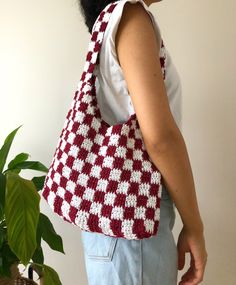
[78,0,117,34]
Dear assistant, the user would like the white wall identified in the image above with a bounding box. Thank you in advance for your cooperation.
[0,0,235,284]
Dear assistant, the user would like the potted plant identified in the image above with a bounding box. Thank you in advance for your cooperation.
[0,125,64,285]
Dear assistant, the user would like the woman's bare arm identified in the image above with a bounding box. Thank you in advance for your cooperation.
[115,4,208,283]
[147,132,204,233]
[115,2,204,233]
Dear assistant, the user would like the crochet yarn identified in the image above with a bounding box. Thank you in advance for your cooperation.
[42,0,167,240]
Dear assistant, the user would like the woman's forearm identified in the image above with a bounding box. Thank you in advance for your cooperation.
[146,131,204,233]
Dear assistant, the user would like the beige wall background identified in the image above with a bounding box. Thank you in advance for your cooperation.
[0,0,235,284]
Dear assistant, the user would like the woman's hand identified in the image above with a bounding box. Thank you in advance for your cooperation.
[177,225,208,284]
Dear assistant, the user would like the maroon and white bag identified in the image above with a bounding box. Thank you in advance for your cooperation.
[42,0,166,240]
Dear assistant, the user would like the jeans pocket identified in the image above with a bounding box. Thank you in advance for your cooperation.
[81,230,118,262]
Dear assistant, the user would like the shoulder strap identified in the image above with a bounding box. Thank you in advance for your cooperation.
[79,1,120,87]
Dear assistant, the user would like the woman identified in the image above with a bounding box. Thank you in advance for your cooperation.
[79,0,208,284]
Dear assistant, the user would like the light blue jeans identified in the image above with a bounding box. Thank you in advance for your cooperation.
[81,184,178,285]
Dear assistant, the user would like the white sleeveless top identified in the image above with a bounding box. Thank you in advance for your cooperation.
[93,0,183,131]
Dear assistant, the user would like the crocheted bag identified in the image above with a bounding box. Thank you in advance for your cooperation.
[41,0,166,240]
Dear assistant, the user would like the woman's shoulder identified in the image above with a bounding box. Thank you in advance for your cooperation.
[108,0,157,29]
[100,0,162,62]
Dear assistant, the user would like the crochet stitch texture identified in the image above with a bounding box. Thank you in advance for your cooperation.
[42,0,167,240]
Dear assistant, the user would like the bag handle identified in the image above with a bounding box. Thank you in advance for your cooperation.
[79,1,119,88]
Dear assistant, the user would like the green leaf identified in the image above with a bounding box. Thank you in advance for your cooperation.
[6,168,21,174]
[5,171,40,265]
[7,152,29,170]
[7,161,48,173]
[30,263,43,280]
[0,258,11,278]
[38,213,65,254]
[42,264,62,285]
[0,242,19,278]
[0,173,6,220]
[0,125,22,173]
[32,245,44,265]
[32,176,46,192]
[0,225,7,248]
[1,242,19,264]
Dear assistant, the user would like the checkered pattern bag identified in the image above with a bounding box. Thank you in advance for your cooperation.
[42,0,167,240]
